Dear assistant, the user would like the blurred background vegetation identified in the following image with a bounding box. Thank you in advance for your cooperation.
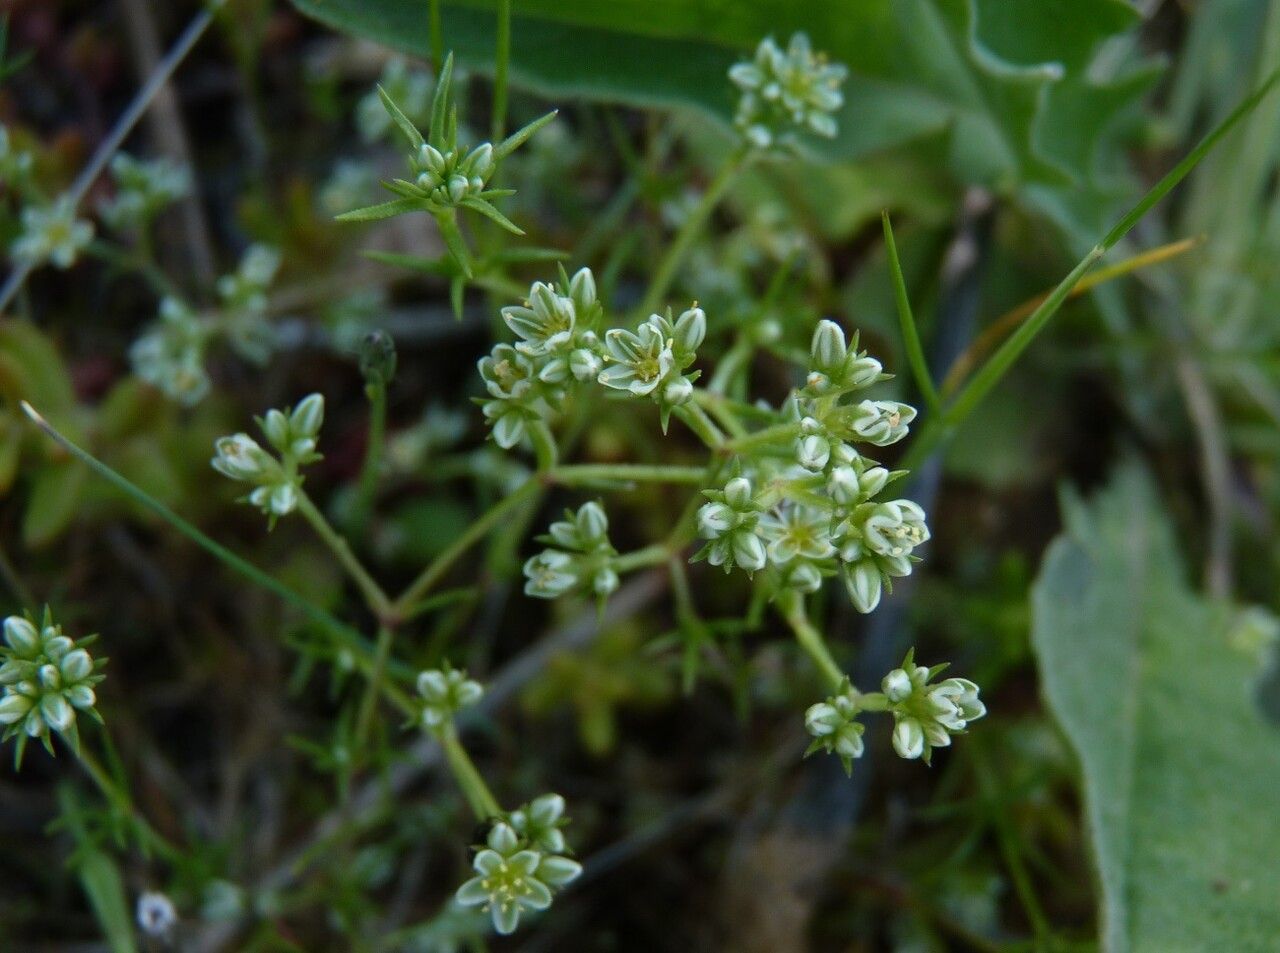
[0,0,1278,949]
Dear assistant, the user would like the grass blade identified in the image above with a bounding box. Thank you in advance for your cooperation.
[882,211,940,414]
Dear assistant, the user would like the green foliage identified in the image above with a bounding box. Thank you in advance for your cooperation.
[288,0,1152,187]
[1032,464,1280,952]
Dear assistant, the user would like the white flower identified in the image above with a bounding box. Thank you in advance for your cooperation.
[11,198,93,269]
[137,891,177,938]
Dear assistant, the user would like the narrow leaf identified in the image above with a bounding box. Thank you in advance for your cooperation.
[377,85,424,149]
[494,109,557,161]
[881,211,940,414]
[428,51,454,146]
[460,196,525,235]
[335,197,423,222]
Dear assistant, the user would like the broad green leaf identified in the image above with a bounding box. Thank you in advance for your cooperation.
[23,459,86,547]
[289,0,1150,188]
[1031,464,1280,952]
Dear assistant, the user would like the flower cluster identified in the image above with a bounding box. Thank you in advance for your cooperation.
[882,650,986,763]
[479,267,603,449]
[523,500,619,600]
[689,319,927,613]
[98,152,190,232]
[729,32,848,149]
[416,664,484,732]
[211,393,324,522]
[455,816,581,935]
[478,266,710,450]
[0,611,105,764]
[357,57,433,144]
[10,197,93,270]
[598,305,705,430]
[338,53,554,275]
[804,651,986,772]
[130,244,282,404]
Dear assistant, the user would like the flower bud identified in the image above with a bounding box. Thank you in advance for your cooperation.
[796,434,830,472]
[290,393,325,440]
[568,267,596,310]
[892,717,925,760]
[827,466,860,504]
[697,502,735,537]
[732,531,767,572]
[844,560,883,614]
[570,347,602,381]
[881,667,913,703]
[810,319,846,373]
[3,617,39,656]
[593,566,620,596]
[724,477,753,510]
[262,409,291,451]
[358,331,398,386]
[575,501,609,543]
[673,306,706,353]
[663,376,693,406]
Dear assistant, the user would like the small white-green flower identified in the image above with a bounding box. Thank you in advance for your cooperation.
[804,682,865,776]
[454,821,582,935]
[695,477,768,573]
[524,501,618,601]
[861,500,930,559]
[99,153,190,231]
[416,664,483,730]
[130,297,212,405]
[846,399,916,446]
[758,504,834,566]
[882,650,986,764]
[803,320,883,396]
[0,611,105,764]
[729,32,848,148]
[508,793,569,854]
[211,395,324,522]
[10,198,93,269]
[598,323,673,398]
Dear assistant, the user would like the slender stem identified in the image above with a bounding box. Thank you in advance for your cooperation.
[296,491,393,619]
[19,402,414,716]
[528,419,559,470]
[706,336,753,396]
[638,147,749,317]
[392,480,541,615]
[491,0,511,143]
[549,463,707,487]
[722,421,801,455]
[779,593,845,690]
[882,211,941,414]
[353,625,395,756]
[692,388,749,438]
[0,1,225,317]
[76,746,182,863]
[613,543,672,573]
[440,724,502,820]
[673,402,725,450]
[351,381,387,533]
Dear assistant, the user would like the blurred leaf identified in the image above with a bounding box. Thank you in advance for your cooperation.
[290,0,1149,187]
[1031,463,1280,952]
[76,852,139,953]
[23,461,86,548]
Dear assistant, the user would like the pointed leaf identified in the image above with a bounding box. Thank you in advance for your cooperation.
[378,84,425,149]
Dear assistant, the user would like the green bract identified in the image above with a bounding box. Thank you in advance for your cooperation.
[0,610,106,765]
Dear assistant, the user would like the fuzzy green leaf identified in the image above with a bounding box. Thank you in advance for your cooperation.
[1031,464,1280,952]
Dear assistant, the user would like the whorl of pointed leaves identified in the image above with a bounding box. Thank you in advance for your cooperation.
[337,53,556,279]
[0,610,106,767]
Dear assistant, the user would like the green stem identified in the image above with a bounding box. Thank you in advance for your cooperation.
[392,479,541,615]
[18,403,403,709]
[673,402,725,450]
[351,381,387,533]
[706,335,753,396]
[491,0,511,143]
[549,463,708,486]
[882,211,941,415]
[722,421,801,455]
[779,593,845,690]
[440,723,502,821]
[353,624,395,760]
[692,388,749,438]
[428,0,443,68]
[296,491,393,620]
[76,746,182,863]
[613,543,672,573]
[638,146,749,316]
[528,419,559,470]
